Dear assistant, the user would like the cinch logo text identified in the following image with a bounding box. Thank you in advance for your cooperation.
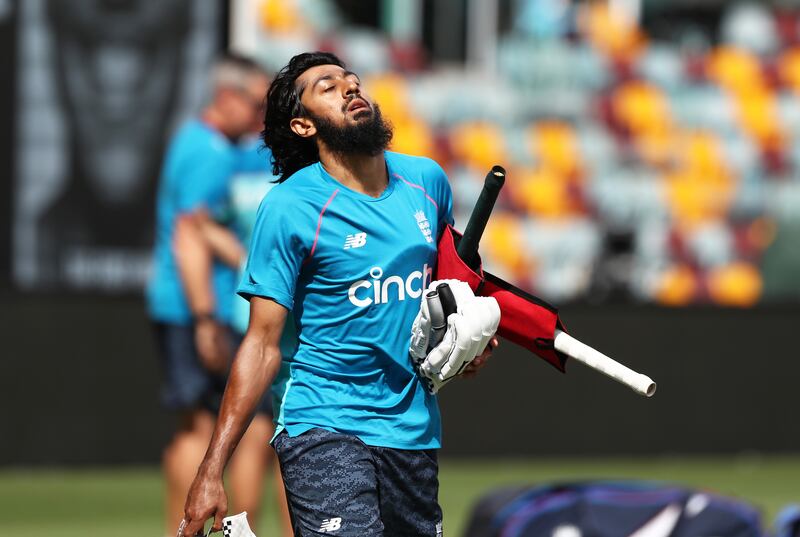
[347,265,433,307]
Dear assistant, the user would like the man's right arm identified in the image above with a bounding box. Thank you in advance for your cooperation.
[180,296,287,535]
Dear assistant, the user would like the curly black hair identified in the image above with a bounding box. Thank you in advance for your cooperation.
[261,51,346,182]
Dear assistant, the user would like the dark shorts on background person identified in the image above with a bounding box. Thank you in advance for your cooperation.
[273,428,443,537]
[152,322,273,415]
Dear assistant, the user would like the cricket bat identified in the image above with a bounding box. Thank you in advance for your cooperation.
[456,165,657,397]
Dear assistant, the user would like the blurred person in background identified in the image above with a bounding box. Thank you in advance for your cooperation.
[179,51,497,537]
[146,54,280,536]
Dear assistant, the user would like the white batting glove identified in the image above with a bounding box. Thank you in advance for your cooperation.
[409,293,435,364]
[410,280,472,363]
[410,280,500,393]
[222,512,257,537]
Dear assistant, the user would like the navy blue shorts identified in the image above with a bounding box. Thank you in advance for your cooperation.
[152,322,272,415]
[273,428,443,537]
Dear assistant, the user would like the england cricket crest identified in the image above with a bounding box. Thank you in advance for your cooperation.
[414,210,433,243]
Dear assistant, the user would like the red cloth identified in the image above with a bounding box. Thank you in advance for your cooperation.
[435,225,567,372]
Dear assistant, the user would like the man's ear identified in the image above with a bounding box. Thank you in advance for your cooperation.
[290,117,316,138]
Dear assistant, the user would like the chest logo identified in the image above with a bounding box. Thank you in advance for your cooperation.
[414,210,434,243]
[348,264,433,307]
[343,232,367,250]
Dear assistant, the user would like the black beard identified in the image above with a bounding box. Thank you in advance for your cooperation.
[310,104,393,157]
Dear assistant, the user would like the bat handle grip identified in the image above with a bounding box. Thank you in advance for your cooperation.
[457,165,506,269]
[554,329,657,397]
[426,290,446,348]
[436,283,458,318]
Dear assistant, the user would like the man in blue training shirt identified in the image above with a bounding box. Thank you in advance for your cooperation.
[180,52,498,537]
[146,54,275,536]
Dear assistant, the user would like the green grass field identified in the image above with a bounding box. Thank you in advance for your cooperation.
[2,455,798,536]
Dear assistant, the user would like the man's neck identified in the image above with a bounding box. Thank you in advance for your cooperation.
[319,148,388,198]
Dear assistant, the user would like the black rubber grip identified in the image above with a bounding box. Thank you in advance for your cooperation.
[436,282,458,318]
[457,165,506,269]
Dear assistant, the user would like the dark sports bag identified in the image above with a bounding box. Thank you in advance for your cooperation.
[463,481,764,537]
[774,505,800,537]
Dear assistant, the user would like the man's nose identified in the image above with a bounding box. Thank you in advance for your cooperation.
[344,80,360,97]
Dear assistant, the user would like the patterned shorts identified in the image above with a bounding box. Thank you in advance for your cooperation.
[273,428,444,537]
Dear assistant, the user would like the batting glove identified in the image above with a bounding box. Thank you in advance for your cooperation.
[221,512,257,537]
[410,279,500,393]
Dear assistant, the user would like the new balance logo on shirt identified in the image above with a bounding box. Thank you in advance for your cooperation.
[344,232,367,249]
[319,517,342,532]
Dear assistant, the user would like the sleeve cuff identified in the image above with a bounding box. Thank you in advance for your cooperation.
[236,283,293,311]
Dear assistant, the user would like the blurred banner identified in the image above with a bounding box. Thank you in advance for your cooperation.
[12,0,223,292]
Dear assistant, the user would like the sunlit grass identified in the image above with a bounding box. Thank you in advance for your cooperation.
[1,455,798,536]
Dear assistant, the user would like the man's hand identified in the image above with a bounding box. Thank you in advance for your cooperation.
[410,280,500,393]
[179,468,228,536]
[194,317,232,374]
[460,336,499,379]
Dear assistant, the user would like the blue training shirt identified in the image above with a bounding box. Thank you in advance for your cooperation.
[238,151,454,449]
[147,120,238,324]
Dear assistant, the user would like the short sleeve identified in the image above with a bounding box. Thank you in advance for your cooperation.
[424,158,455,228]
[175,147,236,214]
[236,191,308,310]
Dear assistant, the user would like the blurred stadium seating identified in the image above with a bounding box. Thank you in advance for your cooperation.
[247,0,800,307]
